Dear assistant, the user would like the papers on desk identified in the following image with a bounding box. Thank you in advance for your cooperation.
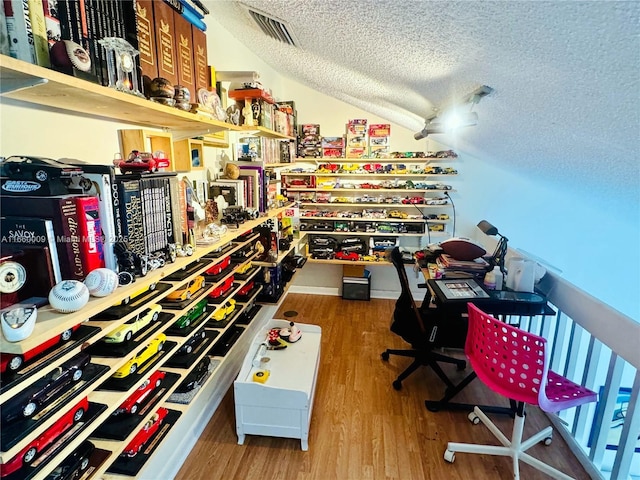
[436,254,491,277]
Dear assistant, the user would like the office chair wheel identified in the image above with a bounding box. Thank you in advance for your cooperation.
[381,351,390,361]
[543,436,553,446]
[392,380,403,390]
[444,449,455,463]
[467,412,481,425]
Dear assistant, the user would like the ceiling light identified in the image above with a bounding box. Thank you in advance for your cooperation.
[414,85,493,140]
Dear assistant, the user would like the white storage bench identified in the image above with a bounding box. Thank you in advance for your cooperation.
[234,319,321,450]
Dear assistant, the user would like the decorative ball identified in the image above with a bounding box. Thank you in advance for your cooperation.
[48,280,90,313]
[148,77,175,98]
[84,268,119,297]
[50,40,91,72]
[224,163,240,180]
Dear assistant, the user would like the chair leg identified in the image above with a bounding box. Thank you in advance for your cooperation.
[445,406,576,480]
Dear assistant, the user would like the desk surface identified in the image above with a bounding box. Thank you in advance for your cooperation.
[421,271,555,317]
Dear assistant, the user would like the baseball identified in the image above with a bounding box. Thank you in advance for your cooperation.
[84,268,119,297]
[49,280,90,313]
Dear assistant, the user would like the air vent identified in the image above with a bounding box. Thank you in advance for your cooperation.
[247,8,298,47]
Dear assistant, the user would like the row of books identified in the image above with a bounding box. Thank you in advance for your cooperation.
[210,163,274,213]
[0,165,192,310]
[1,0,210,103]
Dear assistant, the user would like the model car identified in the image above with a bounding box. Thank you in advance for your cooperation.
[428,224,445,232]
[335,251,359,261]
[46,440,95,480]
[114,241,149,278]
[212,299,236,321]
[176,357,210,393]
[313,222,334,231]
[310,247,335,259]
[1,324,81,374]
[176,329,207,355]
[437,214,450,220]
[114,370,166,415]
[402,196,425,204]
[317,163,339,173]
[0,155,83,182]
[235,261,253,275]
[205,255,231,276]
[360,255,379,262]
[425,197,449,205]
[388,210,408,219]
[286,178,310,187]
[2,351,91,424]
[115,282,157,306]
[118,150,170,173]
[112,334,166,379]
[0,397,89,477]
[331,196,350,203]
[236,280,255,297]
[173,299,207,329]
[166,275,205,301]
[120,407,169,457]
[208,275,234,299]
[104,305,162,343]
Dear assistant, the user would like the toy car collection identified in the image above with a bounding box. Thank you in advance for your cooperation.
[176,330,207,355]
[176,357,210,393]
[208,275,235,299]
[173,299,208,329]
[112,334,166,379]
[0,397,89,477]
[118,150,170,173]
[104,305,162,343]
[2,352,91,424]
[1,324,81,374]
[114,370,166,415]
[205,256,231,276]
[120,407,169,457]
[166,276,205,302]
[212,299,236,321]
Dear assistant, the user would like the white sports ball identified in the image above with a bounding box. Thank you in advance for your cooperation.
[49,280,90,313]
[84,268,119,297]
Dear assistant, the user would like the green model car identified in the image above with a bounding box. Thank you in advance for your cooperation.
[173,299,207,329]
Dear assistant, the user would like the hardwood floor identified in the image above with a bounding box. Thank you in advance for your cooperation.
[176,294,590,480]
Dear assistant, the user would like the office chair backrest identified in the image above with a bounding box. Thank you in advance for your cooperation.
[466,303,548,406]
[389,247,428,344]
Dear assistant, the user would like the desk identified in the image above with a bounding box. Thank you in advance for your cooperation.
[418,271,555,414]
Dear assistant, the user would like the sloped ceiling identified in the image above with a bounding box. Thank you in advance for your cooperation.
[206,0,639,199]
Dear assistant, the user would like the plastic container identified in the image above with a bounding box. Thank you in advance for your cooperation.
[493,267,504,290]
[484,269,496,290]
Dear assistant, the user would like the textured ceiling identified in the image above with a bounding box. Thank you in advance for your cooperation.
[205,1,639,197]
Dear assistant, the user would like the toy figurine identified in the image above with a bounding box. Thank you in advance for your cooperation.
[242,104,255,126]
[279,321,302,343]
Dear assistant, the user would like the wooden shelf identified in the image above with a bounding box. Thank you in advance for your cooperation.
[239,125,295,140]
[299,202,449,208]
[293,156,458,162]
[0,55,243,141]
[306,258,392,266]
[300,216,430,223]
[286,188,449,193]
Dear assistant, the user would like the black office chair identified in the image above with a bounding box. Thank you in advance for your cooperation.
[381,247,467,390]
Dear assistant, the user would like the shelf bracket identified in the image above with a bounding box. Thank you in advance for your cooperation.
[0,77,48,95]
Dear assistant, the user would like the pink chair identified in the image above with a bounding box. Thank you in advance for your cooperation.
[444,303,597,480]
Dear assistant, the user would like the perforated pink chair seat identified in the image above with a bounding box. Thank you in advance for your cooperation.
[466,304,597,413]
[445,303,598,480]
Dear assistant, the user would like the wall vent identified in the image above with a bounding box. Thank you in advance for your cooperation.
[246,8,298,47]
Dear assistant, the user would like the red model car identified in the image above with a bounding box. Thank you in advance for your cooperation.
[118,150,170,173]
[335,251,360,261]
[401,196,425,204]
[0,397,89,478]
[208,275,234,299]
[114,370,166,416]
[236,280,254,297]
[205,255,230,276]
[0,324,81,374]
[120,407,169,457]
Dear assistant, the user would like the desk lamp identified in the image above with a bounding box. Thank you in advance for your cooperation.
[477,220,508,275]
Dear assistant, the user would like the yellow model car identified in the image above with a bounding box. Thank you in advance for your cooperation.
[360,255,379,262]
[104,305,162,343]
[211,299,236,322]
[112,334,166,378]
[388,210,408,219]
[235,262,253,275]
[166,276,205,302]
[115,283,157,306]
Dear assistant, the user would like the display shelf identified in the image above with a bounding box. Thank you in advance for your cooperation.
[253,236,306,267]
[306,258,391,266]
[286,187,447,193]
[239,125,295,140]
[310,172,457,177]
[299,202,448,208]
[0,55,243,141]
[300,216,428,223]
[293,156,457,162]
[305,231,429,237]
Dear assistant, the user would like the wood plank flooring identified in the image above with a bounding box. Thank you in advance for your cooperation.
[176,294,590,480]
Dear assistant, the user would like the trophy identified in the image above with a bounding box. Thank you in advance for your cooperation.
[98,37,144,97]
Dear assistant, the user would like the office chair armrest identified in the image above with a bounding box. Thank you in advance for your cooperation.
[418,283,428,288]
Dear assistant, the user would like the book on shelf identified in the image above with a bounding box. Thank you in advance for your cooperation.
[27,0,51,67]
[124,0,159,84]
[163,0,207,31]
[75,195,105,272]
[209,182,237,208]
[116,177,146,257]
[139,175,170,255]
[168,175,183,246]
[42,0,61,47]
[3,0,37,63]
[0,195,85,280]
[0,2,9,55]
[191,24,208,93]
[0,216,62,309]
[0,216,62,284]
[152,0,179,87]
[210,179,246,208]
[172,7,196,102]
